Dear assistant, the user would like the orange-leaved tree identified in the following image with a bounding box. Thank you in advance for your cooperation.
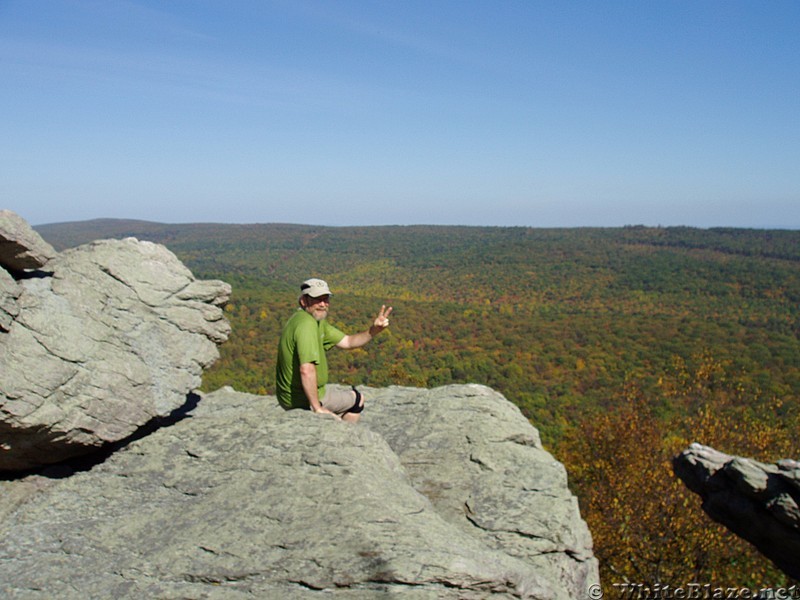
[559,355,796,594]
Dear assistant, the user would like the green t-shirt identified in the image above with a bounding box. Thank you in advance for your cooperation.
[275,309,345,409]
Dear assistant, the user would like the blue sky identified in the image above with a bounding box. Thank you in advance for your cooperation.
[2,1,798,228]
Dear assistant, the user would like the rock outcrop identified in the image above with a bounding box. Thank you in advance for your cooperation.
[1,210,57,332]
[1,211,597,597]
[673,443,800,580]
[0,384,599,599]
[0,209,57,273]
[0,210,231,471]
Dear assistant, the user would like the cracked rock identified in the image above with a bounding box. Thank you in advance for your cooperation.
[0,209,57,272]
[0,211,231,471]
[0,385,598,599]
[674,443,800,580]
[366,384,598,593]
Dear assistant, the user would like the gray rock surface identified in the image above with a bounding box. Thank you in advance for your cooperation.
[0,265,21,332]
[364,384,597,595]
[0,209,57,272]
[0,384,599,599]
[673,442,800,580]
[0,215,231,471]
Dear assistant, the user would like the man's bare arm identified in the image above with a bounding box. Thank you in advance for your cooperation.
[299,362,338,417]
[337,305,393,349]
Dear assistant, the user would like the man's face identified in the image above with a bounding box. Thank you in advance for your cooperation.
[302,294,330,321]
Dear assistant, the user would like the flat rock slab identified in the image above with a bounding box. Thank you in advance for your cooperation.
[0,385,598,599]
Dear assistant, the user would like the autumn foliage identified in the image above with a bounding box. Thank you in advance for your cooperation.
[560,355,798,592]
[38,221,800,591]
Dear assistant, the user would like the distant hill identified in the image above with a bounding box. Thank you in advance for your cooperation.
[36,218,254,252]
[37,218,800,260]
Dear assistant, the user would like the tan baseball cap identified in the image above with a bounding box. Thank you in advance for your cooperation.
[299,278,332,298]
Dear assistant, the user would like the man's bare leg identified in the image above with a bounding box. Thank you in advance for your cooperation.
[341,390,364,423]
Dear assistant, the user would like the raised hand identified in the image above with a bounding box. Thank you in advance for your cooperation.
[371,305,393,335]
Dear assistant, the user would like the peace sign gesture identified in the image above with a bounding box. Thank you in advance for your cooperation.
[370,305,393,336]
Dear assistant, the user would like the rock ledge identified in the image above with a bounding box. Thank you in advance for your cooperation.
[0,384,598,599]
[674,442,800,580]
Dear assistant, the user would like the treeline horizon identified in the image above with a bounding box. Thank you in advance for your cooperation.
[37,219,800,590]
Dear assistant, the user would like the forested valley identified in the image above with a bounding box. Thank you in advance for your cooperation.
[39,220,800,591]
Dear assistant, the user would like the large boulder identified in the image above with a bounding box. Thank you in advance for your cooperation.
[0,211,231,471]
[0,263,21,332]
[673,443,800,580]
[365,384,597,595]
[0,384,599,599]
[0,209,57,272]
[0,210,56,332]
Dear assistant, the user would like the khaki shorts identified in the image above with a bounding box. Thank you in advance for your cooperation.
[320,386,359,415]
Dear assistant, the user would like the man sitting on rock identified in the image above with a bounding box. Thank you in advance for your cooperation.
[276,278,392,422]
